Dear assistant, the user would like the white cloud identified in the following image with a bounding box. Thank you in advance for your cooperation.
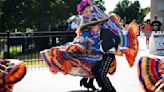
[104,0,150,13]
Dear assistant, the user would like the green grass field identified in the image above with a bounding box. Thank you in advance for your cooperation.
[24,59,46,67]
[1,46,46,67]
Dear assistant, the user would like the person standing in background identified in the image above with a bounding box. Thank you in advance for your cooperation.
[71,17,81,30]
[143,19,152,48]
[151,16,162,32]
[140,21,145,37]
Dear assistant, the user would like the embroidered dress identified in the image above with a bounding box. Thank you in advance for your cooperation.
[92,6,140,67]
[74,31,102,64]
[41,31,100,77]
[77,2,139,67]
[91,5,129,47]
[41,30,117,77]
[41,0,139,80]
[65,31,102,64]
[0,59,27,92]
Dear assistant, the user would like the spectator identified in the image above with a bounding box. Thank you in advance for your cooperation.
[143,19,152,48]
[70,17,80,30]
[151,15,162,32]
[139,21,145,37]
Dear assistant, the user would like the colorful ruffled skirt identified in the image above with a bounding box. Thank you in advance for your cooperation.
[104,15,139,67]
[138,56,164,92]
[41,44,117,78]
[0,59,27,92]
[117,22,139,67]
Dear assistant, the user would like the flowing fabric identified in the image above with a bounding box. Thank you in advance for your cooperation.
[115,22,139,67]
[77,0,139,67]
[0,59,27,92]
[138,56,164,92]
[40,21,139,77]
[91,5,129,48]
[83,12,139,67]
[41,44,117,78]
[91,3,139,66]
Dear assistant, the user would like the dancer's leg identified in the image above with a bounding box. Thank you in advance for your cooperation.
[80,78,88,87]
[92,53,116,92]
[87,78,96,90]
[80,78,97,91]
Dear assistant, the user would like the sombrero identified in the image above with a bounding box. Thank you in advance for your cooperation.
[79,16,109,31]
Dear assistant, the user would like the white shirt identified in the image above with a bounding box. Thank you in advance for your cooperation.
[71,21,79,30]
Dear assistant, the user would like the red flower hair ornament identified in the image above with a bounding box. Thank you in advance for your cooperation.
[77,1,90,15]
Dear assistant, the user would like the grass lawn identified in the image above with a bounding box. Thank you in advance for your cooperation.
[24,58,46,67]
[4,46,46,67]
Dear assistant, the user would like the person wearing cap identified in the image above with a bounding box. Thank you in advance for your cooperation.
[151,16,162,32]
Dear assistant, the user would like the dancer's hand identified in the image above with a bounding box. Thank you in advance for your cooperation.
[107,13,112,17]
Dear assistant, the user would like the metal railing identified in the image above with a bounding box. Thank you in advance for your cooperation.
[0,31,76,66]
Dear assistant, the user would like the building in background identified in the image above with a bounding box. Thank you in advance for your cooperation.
[151,0,164,30]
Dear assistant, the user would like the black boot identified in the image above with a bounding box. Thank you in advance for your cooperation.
[99,88,116,92]
[87,78,96,91]
[80,78,97,91]
[80,78,88,87]
[98,78,116,92]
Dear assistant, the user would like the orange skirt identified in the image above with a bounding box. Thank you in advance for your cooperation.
[41,44,117,78]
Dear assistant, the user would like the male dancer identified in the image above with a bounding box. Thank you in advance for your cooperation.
[91,28,120,92]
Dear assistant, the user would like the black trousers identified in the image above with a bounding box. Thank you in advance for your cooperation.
[91,29,119,91]
[100,29,120,52]
[91,53,116,92]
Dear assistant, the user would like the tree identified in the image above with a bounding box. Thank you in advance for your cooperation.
[0,0,37,32]
[0,0,81,32]
[113,0,130,20]
[137,7,150,23]
[0,0,106,32]
[0,1,3,32]
[0,0,4,23]
[95,0,106,12]
[126,0,140,23]
[113,0,150,23]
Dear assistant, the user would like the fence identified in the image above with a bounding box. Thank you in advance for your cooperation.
[0,31,76,66]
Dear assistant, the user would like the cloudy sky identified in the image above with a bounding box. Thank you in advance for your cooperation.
[104,0,151,12]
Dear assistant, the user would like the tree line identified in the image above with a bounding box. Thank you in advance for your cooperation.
[113,0,150,24]
[0,0,149,32]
